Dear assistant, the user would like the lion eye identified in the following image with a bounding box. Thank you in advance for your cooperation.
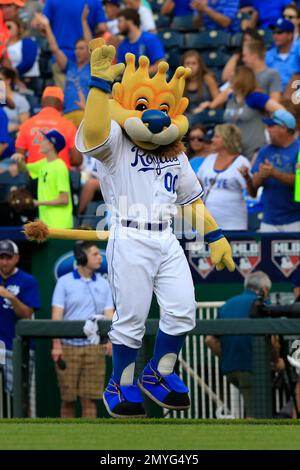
[135,103,148,111]
[159,103,170,115]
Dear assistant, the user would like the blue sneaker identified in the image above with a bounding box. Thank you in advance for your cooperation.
[103,376,146,418]
[138,361,190,410]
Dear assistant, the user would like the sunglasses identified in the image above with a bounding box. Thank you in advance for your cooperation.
[284,15,297,20]
[272,30,286,35]
[190,136,205,142]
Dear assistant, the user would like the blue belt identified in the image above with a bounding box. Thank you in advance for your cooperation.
[121,219,169,232]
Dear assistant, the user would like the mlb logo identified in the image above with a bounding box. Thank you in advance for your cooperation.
[188,242,215,279]
[271,240,300,278]
[231,241,261,278]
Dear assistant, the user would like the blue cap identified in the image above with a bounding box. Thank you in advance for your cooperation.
[42,130,66,153]
[270,18,295,33]
[263,110,297,130]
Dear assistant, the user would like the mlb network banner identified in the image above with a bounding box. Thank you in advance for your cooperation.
[184,233,300,283]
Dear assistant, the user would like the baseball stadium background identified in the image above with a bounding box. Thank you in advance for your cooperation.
[1,227,300,450]
[1,0,300,451]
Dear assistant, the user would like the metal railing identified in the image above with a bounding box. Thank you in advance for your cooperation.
[11,312,300,419]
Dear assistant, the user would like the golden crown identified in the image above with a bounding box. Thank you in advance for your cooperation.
[112,53,191,109]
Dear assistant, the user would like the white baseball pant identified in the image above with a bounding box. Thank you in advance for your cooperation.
[106,225,196,349]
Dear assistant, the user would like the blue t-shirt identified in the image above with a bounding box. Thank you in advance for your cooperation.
[189,156,206,174]
[251,139,300,225]
[218,290,257,374]
[43,0,106,61]
[64,60,90,114]
[202,0,240,33]
[117,32,165,65]
[0,269,40,350]
[174,0,194,16]
[253,0,291,29]
[266,40,300,91]
[0,107,14,159]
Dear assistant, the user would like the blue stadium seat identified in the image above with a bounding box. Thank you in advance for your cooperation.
[258,29,273,48]
[164,49,182,71]
[189,109,224,126]
[171,15,198,32]
[158,31,185,49]
[183,30,231,50]
[230,32,243,49]
[201,50,231,69]
[210,67,223,85]
[148,0,164,13]
[154,14,171,31]
[0,171,29,201]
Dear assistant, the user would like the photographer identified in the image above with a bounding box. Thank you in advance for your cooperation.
[206,271,283,418]
[239,271,300,418]
[51,241,114,418]
[292,266,300,302]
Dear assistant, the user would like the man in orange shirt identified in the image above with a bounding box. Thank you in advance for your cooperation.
[15,86,82,168]
[0,8,9,61]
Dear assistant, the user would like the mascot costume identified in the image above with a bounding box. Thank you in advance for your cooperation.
[31,39,235,418]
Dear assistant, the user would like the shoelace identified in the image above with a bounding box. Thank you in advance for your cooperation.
[142,364,171,393]
[106,379,123,403]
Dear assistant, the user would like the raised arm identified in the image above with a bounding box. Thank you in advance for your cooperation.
[161,0,174,15]
[36,13,68,71]
[81,4,93,43]
[83,39,125,149]
[191,0,234,28]
[264,98,285,114]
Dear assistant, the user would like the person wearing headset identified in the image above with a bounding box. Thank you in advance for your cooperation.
[51,241,114,418]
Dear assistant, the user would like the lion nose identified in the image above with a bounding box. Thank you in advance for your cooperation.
[142,109,171,134]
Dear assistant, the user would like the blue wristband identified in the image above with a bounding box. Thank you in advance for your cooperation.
[89,76,112,94]
[204,229,224,244]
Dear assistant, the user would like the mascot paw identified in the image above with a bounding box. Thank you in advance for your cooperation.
[209,238,235,272]
[23,221,49,243]
[89,38,125,82]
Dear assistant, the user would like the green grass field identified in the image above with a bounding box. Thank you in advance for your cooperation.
[1,419,300,450]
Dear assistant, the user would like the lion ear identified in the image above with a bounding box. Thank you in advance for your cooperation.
[176,97,189,116]
[112,82,124,102]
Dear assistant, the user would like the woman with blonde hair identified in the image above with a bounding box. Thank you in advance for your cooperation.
[197,123,251,231]
[194,66,284,159]
[182,50,219,118]
[224,65,284,159]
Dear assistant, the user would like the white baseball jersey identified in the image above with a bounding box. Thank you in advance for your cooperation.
[76,120,201,347]
[197,153,250,230]
[76,120,203,225]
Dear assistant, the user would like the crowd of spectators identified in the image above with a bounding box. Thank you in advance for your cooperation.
[0,0,299,232]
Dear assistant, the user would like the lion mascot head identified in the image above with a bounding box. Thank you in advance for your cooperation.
[109,54,191,156]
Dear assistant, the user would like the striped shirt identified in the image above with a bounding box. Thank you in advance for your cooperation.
[202,0,240,32]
